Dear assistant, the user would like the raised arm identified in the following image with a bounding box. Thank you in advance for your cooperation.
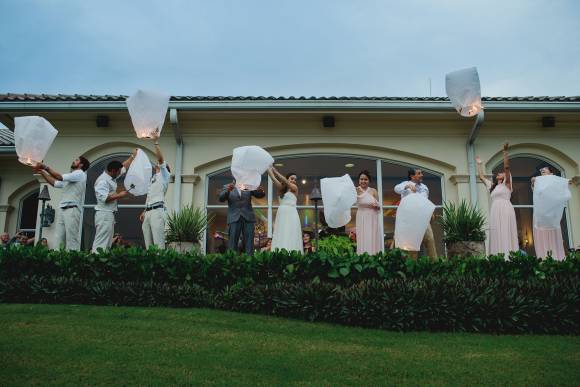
[150,132,164,164]
[272,167,297,193]
[122,148,138,170]
[502,143,511,189]
[37,169,58,187]
[267,168,282,189]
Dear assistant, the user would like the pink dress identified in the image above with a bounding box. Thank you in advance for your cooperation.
[533,227,566,260]
[488,182,519,256]
[356,189,381,255]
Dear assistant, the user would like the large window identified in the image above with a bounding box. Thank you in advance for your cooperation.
[206,154,443,255]
[492,156,571,255]
[81,153,150,249]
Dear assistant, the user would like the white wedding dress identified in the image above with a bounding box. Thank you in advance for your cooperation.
[271,192,304,253]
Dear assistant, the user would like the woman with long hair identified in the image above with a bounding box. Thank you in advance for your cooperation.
[476,142,518,256]
[355,170,381,254]
[267,167,303,253]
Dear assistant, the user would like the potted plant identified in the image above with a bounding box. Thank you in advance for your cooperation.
[166,204,214,253]
[439,200,486,258]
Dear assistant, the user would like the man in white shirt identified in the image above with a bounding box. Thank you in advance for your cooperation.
[139,133,170,249]
[92,150,136,253]
[34,156,90,250]
[394,168,437,259]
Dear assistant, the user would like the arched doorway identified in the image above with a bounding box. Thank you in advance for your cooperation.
[205,154,444,255]
[18,189,39,238]
[81,153,150,249]
[492,155,572,255]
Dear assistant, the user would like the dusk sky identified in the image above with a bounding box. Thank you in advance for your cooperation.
[1,0,579,97]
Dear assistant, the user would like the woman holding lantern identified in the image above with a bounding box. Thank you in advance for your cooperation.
[267,167,303,253]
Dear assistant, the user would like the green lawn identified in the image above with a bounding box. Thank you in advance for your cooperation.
[1,304,579,386]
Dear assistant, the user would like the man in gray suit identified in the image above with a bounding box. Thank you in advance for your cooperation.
[219,181,266,254]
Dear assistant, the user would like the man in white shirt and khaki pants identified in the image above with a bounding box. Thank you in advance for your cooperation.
[139,133,170,249]
[91,150,136,252]
[394,168,438,260]
[35,156,91,250]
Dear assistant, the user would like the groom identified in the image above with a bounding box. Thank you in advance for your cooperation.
[219,180,265,254]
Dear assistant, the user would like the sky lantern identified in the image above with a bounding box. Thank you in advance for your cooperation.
[14,116,58,166]
[394,193,435,251]
[445,67,483,117]
[533,175,571,229]
[126,89,170,138]
[124,149,152,196]
[231,146,274,191]
[320,174,357,228]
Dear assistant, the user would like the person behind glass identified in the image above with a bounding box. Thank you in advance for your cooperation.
[476,143,518,256]
[139,132,170,249]
[303,231,315,254]
[355,170,381,255]
[1,232,10,250]
[394,168,437,259]
[91,150,137,253]
[218,179,265,255]
[531,166,572,260]
[33,155,90,251]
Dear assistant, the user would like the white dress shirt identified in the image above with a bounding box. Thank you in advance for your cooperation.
[394,180,429,199]
[54,169,87,208]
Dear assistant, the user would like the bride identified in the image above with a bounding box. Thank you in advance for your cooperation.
[267,167,304,253]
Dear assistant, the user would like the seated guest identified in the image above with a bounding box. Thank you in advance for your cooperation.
[111,233,132,248]
[39,238,49,248]
[303,231,316,254]
[1,232,10,249]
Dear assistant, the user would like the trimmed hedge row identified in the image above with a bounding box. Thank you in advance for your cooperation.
[1,275,578,334]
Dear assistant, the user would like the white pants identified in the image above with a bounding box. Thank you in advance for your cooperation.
[142,208,167,249]
[55,206,81,250]
[92,210,115,253]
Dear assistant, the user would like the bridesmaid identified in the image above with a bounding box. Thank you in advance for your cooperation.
[531,166,570,260]
[355,170,382,255]
[476,143,518,256]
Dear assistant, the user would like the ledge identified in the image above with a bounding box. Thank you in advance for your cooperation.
[449,175,492,185]
[170,174,201,185]
[0,204,13,212]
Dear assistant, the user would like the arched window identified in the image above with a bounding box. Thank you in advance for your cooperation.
[18,189,39,237]
[205,154,444,255]
[81,153,150,249]
[492,156,571,255]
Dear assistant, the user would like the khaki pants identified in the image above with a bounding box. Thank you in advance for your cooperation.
[142,208,167,249]
[92,210,115,253]
[409,223,438,260]
[55,206,81,250]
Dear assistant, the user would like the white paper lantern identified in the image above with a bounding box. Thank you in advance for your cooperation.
[126,90,170,138]
[533,175,571,230]
[445,67,483,117]
[394,193,435,251]
[14,116,58,166]
[320,174,357,228]
[124,149,152,196]
[231,146,274,190]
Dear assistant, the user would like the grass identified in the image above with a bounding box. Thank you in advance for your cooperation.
[1,304,579,386]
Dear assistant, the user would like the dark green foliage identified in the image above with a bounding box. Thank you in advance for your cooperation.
[439,200,487,242]
[317,235,356,255]
[166,204,214,243]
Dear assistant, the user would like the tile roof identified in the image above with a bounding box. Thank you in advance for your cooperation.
[0,93,579,102]
[0,127,14,146]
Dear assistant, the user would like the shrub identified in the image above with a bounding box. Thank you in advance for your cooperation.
[166,204,214,244]
[439,200,486,243]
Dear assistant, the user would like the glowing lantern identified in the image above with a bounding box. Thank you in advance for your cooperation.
[533,175,571,229]
[126,90,170,138]
[231,146,274,191]
[445,67,483,117]
[394,193,435,251]
[124,149,152,196]
[320,174,357,228]
[14,116,58,166]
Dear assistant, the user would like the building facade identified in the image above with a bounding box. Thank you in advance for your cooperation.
[0,94,578,254]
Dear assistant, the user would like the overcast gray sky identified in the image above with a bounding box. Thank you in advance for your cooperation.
[1,0,579,97]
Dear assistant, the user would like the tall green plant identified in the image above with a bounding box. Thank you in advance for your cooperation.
[439,200,486,243]
[165,205,214,244]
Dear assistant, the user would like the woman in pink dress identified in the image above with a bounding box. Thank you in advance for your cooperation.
[355,170,382,255]
[476,143,518,256]
[531,166,570,260]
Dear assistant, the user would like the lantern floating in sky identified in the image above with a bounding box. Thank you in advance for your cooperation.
[320,174,357,228]
[124,149,152,196]
[231,146,274,191]
[14,116,58,166]
[445,67,483,117]
[126,90,170,138]
[394,193,435,251]
[533,175,571,230]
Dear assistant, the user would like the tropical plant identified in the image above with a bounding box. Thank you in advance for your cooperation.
[439,200,486,243]
[317,235,356,255]
[165,205,214,244]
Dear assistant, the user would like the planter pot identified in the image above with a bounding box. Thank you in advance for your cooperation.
[446,241,485,258]
[168,241,197,254]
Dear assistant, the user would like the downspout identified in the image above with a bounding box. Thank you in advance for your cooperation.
[466,110,485,206]
[170,108,183,212]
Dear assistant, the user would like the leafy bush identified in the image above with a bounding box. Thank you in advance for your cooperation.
[166,204,214,244]
[317,235,356,256]
[439,200,486,243]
